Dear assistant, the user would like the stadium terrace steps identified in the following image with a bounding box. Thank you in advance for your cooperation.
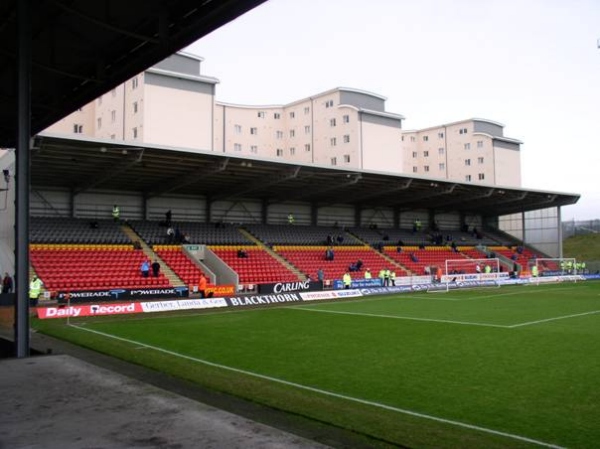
[153,245,211,289]
[209,245,299,285]
[383,246,472,276]
[120,225,185,287]
[29,244,173,293]
[274,245,406,281]
[238,228,306,280]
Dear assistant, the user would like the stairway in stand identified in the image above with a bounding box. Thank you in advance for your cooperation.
[120,224,185,287]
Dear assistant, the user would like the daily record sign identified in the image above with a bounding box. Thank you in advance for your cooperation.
[37,302,143,319]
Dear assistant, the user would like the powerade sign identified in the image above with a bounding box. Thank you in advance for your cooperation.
[57,286,189,303]
[333,278,382,289]
[259,280,323,294]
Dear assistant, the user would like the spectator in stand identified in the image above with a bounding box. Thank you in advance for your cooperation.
[356,259,363,271]
[237,249,248,258]
[165,209,172,227]
[451,241,458,253]
[364,268,372,279]
[151,260,161,277]
[410,252,419,263]
[326,234,334,245]
[112,204,120,222]
[390,270,396,286]
[288,212,295,225]
[336,234,344,244]
[166,226,175,243]
[317,268,324,282]
[325,247,334,261]
[475,264,482,274]
[2,272,13,293]
[140,260,150,278]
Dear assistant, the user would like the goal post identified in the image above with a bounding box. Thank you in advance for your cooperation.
[434,258,503,292]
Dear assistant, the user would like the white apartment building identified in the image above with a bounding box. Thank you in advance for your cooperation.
[403,119,522,187]
[45,52,522,187]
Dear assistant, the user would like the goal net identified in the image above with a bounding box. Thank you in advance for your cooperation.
[433,258,503,292]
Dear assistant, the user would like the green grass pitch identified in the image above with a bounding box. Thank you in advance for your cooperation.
[34,282,600,449]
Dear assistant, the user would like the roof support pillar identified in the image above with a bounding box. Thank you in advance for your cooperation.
[557,206,563,258]
[261,198,268,225]
[15,0,31,358]
[354,206,361,228]
[393,208,400,229]
[311,203,318,226]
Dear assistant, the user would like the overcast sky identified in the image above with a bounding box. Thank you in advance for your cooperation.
[187,0,600,221]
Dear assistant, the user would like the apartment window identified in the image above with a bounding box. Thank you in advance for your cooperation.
[257,111,265,118]
[276,148,283,157]
[477,140,483,148]
[304,106,310,114]
[438,132,444,138]
[478,157,484,164]
[423,151,429,157]
[424,165,430,172]
[464,143,471,150]
[410,136,416,142]
[412,151,417,158]
[97,118,102,129]
[276,131,284,139]
[330,118,336,127]
[423,136,429,141]
[465,174,472,181]
[250,145,258,154]
[343,154,351,163]
[465,159,471,166]
[304,143,311,152]
[330,137,337,146]
[401,136,405,141]
[459,128,468,134]
[111,88,117,97]
[290,129,295,138]
[234,143,242,152]
[304,125,310,134]
[73,124,83,133]
[111,110,116,123]
[331,157,337,166]
[98,96,102,105]
[274,113,281,119]
[110,134,116,140]
[343,134,350,143]
[343,115,350,123]
[289,111,295,118]
[132,127,138,139]
[250,127,258,135]
[290,147,296,156]
[412,166,418,173]
[234,124,242,134]
[132,77,138,89]
[325,100,334,108]
[438,147,445,155]
[439,162,445,170]
[133,101,138,114]
[478,173,485,180]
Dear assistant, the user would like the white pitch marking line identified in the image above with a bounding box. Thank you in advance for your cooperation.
[70,324,565,449]
[509,310,600,328]
[293,307,509,328]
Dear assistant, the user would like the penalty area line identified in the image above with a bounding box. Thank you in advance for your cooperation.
[509,309,600,328]
[292,307,509,328]
[69,324,565,449]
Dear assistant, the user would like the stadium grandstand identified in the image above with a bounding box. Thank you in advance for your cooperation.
[0,2,590,449]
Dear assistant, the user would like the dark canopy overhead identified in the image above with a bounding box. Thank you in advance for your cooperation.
[0,0,268,147]
[32,134,580,217]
